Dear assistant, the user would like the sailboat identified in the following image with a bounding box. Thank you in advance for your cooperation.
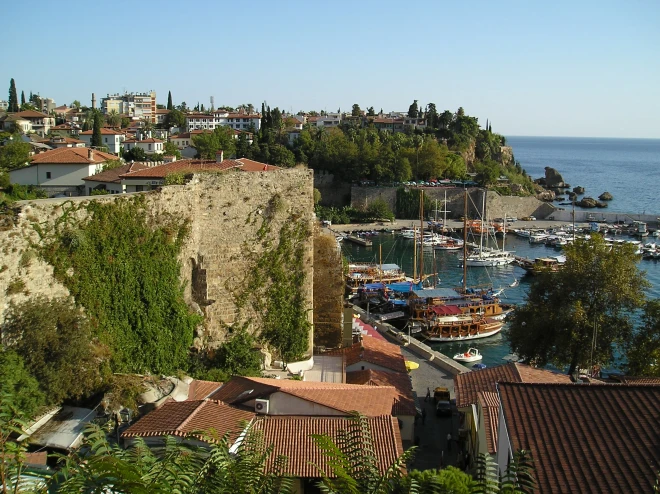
[464,191,515,267]
[434,190,464,251]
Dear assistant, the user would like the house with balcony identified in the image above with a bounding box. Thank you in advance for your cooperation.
[79,128,126,154]
[123,137,164,155]
[9,147,117,196]
[2,110,55,136]
[185,113,215,131]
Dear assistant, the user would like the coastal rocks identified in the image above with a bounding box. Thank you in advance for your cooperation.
[510,184,524,194]
[536,190,556,202]
[599,192,613,201]
[573,186,585,195]
[544,167,568,188]
[567,191,577,200]
[576,197,608,208]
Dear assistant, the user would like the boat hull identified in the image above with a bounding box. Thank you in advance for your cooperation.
[424,325,502,342]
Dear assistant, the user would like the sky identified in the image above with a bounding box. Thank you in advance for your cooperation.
[2,0,659,138]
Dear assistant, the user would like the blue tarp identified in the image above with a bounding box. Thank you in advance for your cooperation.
[386,281,422,293]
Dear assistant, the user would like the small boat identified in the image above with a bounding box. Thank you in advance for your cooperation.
[453,348,483,363]
[472,363,487,370]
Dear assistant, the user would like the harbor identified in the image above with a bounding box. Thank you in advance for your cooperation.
[338,219,660,371]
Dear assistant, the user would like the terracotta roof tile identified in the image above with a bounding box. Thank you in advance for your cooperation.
[187,380,224,400]
[30,147,117,165]
[119,158,277,179]
[325,338,408,374]
[477,391,500,454]
[498,383,660,494]
[612,375,660,384]
[252,415,404,477]
[454,363,571,408]
[346,369,416,416]
[123,137,164,144]
[121,399,254,442]
[79,128,123,135]
[82,162,149,183]
[209,376,395,416]
[13,110,50,118]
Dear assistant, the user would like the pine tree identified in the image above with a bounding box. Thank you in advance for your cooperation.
[21,90,25,106]
[91,112,102,148]
[167,91,173,110]
[8,78,19,112]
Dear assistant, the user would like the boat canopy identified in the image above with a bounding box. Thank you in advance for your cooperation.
[379,263,401,271]
[412,288,461,299]
[429,305,462,315]
[358,283,386,292]
[386,281,422,293]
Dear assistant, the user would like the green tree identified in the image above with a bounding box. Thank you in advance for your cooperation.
[367,107,375,117]
[8,79,18,113]
[163,141,182,159]
[365,198,395,222]
[107,110,121,128]
[0,350,45,418]
[475,160,500,186]
[123,146,147,162]
[91,111,103,148]
[209,328,262,377]
[625,300,660,377]
[351,104,361,117]
[407,100,418,118]
[167,91,173,110]
[425,103,438,128]
[0,140,31,170]
[2,296,107,405]
[507,236,649,375]
[192,126,236,159]
[235,132,251,159]
[71,100,81,109]
[20,90,25,106]
[165,108,186,129]
[395,467,475,493]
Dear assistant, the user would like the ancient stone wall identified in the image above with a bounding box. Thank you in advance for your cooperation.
[350,186,555,221]
[0,168,316,356]
[313,170,352,207]
[312,229,344,351]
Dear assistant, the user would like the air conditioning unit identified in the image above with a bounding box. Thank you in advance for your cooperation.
[254,399,269,414]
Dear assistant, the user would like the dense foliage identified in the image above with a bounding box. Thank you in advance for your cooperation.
[507,235,650,374]
[625,300,660,377]
[0,350,45,417]
[37,196,201,374]
[2,296,106,406]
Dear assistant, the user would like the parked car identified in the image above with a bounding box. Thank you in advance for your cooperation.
[434,387,452,416]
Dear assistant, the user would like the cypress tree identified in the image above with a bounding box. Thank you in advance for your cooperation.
[167,91,173,110]
[91,112,102,148]
[8,78,19,112]
[21,91,25,106]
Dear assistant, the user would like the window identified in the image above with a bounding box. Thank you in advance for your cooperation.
[136,185,144,192]
[148,144,152,150]
[46,172,52,179]
[104,137,108,143]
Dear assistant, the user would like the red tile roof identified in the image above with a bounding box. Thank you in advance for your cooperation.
[121,399,254,441]
[454,363,571,408]
[325,337,408,374]
[79,128,124,135]
[498,383,660,494]
[82,162,148,183]
[119,158,278,179]
[13,110,50,119]
[346,369,416,416]
[187,379,223,400]
[30,147,117,165]
[612,375,660,384]
[124,137,164,144]
[477,391,500,454]
[209,376,396,416]
[252,415,404,477]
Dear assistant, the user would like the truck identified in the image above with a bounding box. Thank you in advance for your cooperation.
[433,386,452,416]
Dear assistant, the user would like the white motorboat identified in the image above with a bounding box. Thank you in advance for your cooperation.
[453,348,483,363]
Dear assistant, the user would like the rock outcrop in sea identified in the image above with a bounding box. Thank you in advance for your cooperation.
[573,186,585,194]
[543,167,568,188]
[599,192,613,201]
[577,197,608,208]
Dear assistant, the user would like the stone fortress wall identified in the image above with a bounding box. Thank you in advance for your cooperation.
[0,168,316,356]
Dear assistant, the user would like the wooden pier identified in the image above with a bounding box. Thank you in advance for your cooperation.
[344,235,373,247]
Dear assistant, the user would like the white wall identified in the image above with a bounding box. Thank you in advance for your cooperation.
[496,405,512,476]
[123,178,163,193]
[265,392,345,416]
[10,163,99,187]
[398,415,414,442]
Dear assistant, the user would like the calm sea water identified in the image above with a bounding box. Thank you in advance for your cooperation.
[507,136,660,214]
[341,232,660,370]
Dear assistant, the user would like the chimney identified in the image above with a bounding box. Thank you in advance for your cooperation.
[216,150,224,162]
[91,93,96,109]
[88,148,94,160]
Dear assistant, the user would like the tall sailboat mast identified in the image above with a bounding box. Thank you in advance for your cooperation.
[463,189,468,292]
[419,190,424,285]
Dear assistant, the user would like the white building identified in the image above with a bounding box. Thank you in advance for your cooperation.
[9,147,117,196]
[100,91,157,123]
[185,109,262,132]
[78,128,126,154]
[123,137,164,154]
[82,162,149,195]
[1,110,55,136]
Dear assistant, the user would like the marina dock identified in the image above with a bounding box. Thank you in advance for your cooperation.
[344,235,373,247]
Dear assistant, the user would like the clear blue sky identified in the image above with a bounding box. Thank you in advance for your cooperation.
[3,0,659,138]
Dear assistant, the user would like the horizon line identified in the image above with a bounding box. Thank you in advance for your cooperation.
[506,135,660,140]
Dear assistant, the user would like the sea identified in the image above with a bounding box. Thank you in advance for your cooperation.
[341,136,660,371]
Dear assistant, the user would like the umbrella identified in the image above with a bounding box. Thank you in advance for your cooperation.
[405,360,420,371]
